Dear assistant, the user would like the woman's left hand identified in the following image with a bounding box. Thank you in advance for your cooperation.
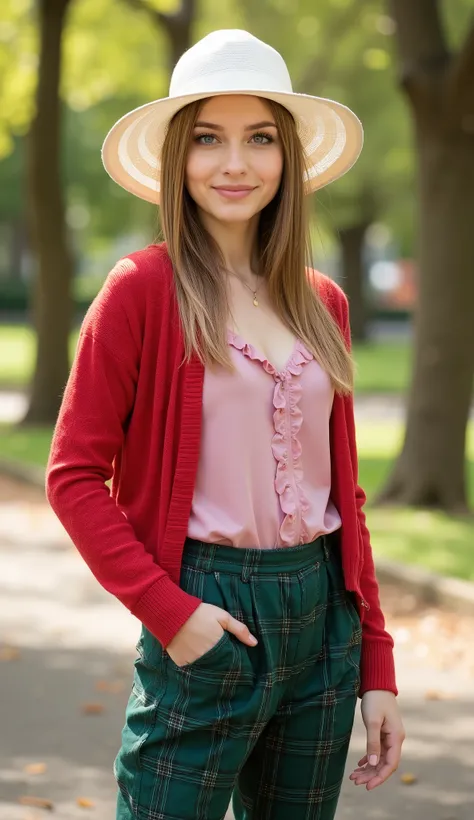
[349,690,405,790]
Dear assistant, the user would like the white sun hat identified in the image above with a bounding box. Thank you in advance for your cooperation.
[101,29,363,204]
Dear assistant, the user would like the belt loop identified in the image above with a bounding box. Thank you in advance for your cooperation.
[241,549,258,583]
[322,535,330,562]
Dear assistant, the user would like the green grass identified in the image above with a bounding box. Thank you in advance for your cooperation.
[0,325,79,389]
[0,324,410,394]
[353,340,411,394]
[1,418,473,584]
[0,423,53,468]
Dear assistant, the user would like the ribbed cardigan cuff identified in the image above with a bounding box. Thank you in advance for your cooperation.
[359,639,398,698]
[132,575,203,648]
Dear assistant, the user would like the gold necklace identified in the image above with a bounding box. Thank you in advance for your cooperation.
[225,268,263,307]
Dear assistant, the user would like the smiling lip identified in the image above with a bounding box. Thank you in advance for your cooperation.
[212,186,256,199]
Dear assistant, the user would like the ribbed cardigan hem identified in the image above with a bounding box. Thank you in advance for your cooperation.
[132,576,203,649]
[359,639,398,698]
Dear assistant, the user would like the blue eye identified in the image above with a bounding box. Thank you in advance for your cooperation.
[251,132,274,144]
[195,134,216,145]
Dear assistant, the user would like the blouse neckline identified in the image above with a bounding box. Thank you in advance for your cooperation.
[227,328,314,378]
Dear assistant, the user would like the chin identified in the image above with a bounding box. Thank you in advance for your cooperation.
[215,211,258,223]
[210,203,261,220]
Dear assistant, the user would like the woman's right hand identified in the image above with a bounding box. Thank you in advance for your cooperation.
[165,602,258,667]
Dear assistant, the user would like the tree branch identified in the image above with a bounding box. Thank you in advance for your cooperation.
[173,0,197,26]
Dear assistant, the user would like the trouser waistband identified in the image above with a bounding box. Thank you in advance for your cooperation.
[182,529,340,582]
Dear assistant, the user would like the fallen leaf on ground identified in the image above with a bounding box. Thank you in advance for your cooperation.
[0,645,20,661]
[77,797,95,808]
[400,772,417,785]
[18,796,54,810]
[94,679,124,693]
[81,702,105,715]
[24,762,47,775]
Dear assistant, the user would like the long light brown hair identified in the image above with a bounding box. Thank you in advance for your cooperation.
[158,96,354,394]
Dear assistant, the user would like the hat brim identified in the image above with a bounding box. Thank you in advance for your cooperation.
[101,89,363,205]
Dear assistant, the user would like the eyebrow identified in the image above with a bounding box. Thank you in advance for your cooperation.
[194,120,277,131]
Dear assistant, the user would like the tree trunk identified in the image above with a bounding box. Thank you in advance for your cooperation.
[377,122,474,512]
[10,216,29,281]
[23,0,73,425]
[166,5,195,73]
[339,223,369,342]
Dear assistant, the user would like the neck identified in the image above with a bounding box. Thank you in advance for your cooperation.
[197,208,261,280]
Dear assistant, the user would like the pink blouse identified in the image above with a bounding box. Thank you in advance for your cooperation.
[187,329,342,548]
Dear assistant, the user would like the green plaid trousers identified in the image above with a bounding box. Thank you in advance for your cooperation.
[115,530,362,820]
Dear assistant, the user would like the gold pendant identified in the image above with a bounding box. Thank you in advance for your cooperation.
[253,297,259,307]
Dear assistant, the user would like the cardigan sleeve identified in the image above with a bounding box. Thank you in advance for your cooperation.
[338,290,398,697]
[46,260,203,645]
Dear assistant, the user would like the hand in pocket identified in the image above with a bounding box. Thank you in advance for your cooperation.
[165,602,258,667]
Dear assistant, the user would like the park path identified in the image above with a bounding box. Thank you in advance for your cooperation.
[0,475,473,819]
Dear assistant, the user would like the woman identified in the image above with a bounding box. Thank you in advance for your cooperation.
[46,29,405,820]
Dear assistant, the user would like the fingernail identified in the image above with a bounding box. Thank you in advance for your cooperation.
[369,755,378,766]
[249,636,258,645]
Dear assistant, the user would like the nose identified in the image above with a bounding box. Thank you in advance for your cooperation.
[222,141,248,176]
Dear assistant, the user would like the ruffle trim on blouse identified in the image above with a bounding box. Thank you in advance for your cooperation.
[227,329,314,546]
[227,330,313,376]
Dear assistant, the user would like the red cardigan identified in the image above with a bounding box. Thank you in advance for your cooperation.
[46,243,397,697]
